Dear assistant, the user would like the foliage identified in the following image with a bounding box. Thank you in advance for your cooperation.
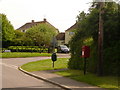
[8,46,48,53]
[13,30,34,46]
[0,14,15,47]
[0,15,2,41]
[25,23,58,47]
[2,52,51,58]
[68,2,120,75]
[21,58,69,72]
[14,30,24,39]
[13,36,34,46]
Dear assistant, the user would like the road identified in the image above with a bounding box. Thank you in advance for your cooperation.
[1,54,70,89]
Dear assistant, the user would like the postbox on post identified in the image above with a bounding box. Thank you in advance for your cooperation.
[82,46,90,58]
[51,53,57,61]
[51,53,57,68]
[81,46,90,75]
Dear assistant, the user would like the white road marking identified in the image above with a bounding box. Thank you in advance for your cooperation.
[0,63,18,69]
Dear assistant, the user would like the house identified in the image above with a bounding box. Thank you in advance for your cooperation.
[56,33,65,46]
[56,22,78,46]
[65,22,77,45]
[17,18,59,34]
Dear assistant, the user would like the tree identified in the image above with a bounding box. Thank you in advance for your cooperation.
[68,1,120,75]
[13,30,34,46]
[25,23,58,47]
[1,14,15,41]
[14,30,24,39]
[0,14,15,47]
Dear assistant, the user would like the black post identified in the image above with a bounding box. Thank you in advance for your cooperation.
[84,58,87,75]
[53,61,54,68]
[51,53,57,69]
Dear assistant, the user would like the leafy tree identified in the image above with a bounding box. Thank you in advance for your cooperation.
[0,14,15,47]
[25,23,58,47]
[14,30,24,39]
[68,2,120,75]
[0,15,2,41]
[13,36,34,46]
[13,30,33,46]
[1,14,15,41]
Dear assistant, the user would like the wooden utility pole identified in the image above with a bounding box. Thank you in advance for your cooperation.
[98,2,104,76]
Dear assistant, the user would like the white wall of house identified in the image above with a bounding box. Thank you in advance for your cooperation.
[57,40,65,46]
[65,30,75,44]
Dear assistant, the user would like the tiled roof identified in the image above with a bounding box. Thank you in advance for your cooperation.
[17,21,45,30]
[65,22,77,32]
[17,19,59,33]
[56,33,65,40]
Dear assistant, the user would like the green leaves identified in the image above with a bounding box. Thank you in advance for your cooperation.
[25,23,57,46]
[0,14,15,41]
[69,2,119,75]
[14,30,24,39]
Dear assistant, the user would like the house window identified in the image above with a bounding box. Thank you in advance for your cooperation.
[22,30,26,32]
[69,32,74,35]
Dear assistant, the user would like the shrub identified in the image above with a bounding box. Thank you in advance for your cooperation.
[8,46,49,53]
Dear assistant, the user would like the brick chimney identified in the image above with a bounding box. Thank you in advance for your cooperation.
[43,18,47,22]
[32,20,34,23]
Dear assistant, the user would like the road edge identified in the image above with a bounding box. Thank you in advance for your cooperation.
[18,67,71,90]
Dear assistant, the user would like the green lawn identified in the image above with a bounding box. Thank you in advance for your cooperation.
[21,58,69,72]
[55,70,118,89]
[20,58,118,89]
[1,52,51,58]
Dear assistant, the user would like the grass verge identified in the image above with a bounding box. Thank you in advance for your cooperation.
[54,70,118,89]
[21,58,69,72]
[1,52,51,58]
[21,58,118,89]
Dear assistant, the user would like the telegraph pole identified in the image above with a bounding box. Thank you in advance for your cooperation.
[98,2,104,76]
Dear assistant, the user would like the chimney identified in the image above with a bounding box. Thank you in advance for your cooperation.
[43,18,47,22]
[32,20,34,23]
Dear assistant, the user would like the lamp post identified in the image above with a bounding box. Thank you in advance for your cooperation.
[33,38,38,52]
[51,36,57,53]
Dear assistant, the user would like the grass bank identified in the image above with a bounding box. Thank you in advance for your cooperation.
[21,58,69,72]
[55,70,118,89]
[1,52,51,58]
[21,58,118,89]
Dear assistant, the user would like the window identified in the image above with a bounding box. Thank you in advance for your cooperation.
[69,32,74,35]
[22,30,26,32]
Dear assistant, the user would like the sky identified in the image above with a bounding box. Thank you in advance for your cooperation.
[0,0,93,32]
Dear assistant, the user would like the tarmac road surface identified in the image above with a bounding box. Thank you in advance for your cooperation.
[1,54,70,89]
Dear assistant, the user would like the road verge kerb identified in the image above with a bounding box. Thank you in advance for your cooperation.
[18,67,71,90]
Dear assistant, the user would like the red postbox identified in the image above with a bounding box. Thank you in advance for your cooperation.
[81,46,90,58]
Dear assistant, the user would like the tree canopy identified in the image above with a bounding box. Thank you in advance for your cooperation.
[68,2,120,75]
[0,14,15,41]
[0,14,15,47]
[25,23,58,46]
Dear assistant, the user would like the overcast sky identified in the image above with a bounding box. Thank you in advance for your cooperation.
[0,0,93,32]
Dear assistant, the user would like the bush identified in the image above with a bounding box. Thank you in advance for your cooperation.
[8,46,48,53]
[103,42,120,75]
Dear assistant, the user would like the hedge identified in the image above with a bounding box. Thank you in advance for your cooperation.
[7,46,49,53]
